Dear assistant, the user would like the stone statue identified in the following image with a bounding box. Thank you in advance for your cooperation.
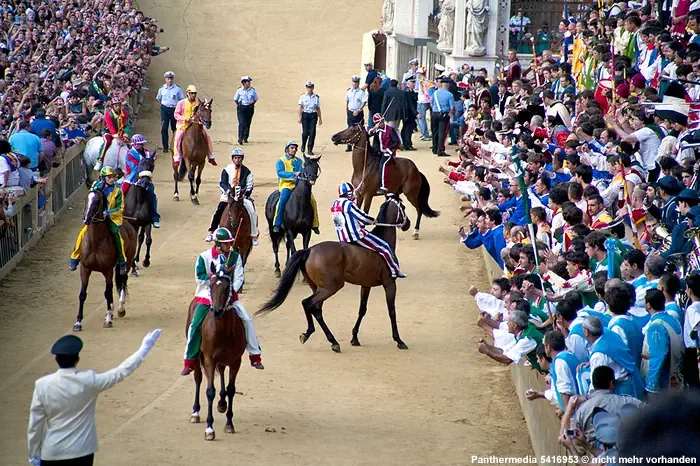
[382,0,395,35]
[437,0,455,52]
[465,0,489,57]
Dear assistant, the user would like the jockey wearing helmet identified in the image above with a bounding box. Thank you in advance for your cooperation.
[69,166,128,275]
[206,147,259,245]
[331,182,406,278]
[182,227,264,375]
[272,140,320,234]
[95,97,131,171]
[367,113,402,195]
[123,134,161,228]
[173,85,217,168]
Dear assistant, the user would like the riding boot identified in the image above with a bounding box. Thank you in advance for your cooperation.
[209,202,228,233]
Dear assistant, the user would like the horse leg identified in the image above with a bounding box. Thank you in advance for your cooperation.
[173,167,180,201]
[351,286,372,346]
[383,281,408,350]
[302,231,311,250]
[285,231,294,266]
[299,280,318,344]
[143,225,152,268]
[224,358,242,434]
[413,211,423,240]
[188,163,198,205]
[363,193,373,214]
[131,226,145,277]
[204,357,216,440]
[272,234,281,278]
[103,269,114,328]
[117,269,128,318]
[195,163,204,197]
[74,268,91,331]
[191,358,203,423]
[309,287,341,352]
[217,365,227,413]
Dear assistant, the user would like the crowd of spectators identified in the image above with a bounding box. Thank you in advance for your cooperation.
[0,0,166,220]
[376,0,700,461]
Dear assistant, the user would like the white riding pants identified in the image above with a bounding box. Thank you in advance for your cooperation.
[243,198,259,238]
[233,300,261,355]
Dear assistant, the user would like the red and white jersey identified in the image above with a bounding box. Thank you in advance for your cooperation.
[330,198,375,242]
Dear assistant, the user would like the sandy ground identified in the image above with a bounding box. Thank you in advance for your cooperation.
[0,1,533,464]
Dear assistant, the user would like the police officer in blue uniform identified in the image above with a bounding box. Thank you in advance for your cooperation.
[156,71,184,152]
[298,81,322,155]
[234,76,259,145]
[402,58,419,88]
[430,77,455,157]
[345,75,367,152]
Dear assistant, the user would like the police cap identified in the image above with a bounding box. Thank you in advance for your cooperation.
[51,335,83,356]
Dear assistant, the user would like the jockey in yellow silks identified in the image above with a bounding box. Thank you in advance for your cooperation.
[173,85,216,167]
[272,141,320,233]
[69,166,128,275]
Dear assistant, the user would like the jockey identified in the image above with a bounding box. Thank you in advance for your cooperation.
[368,114,402,195]
[331,182,406,278]
[272,140,320,234]
[69,166,128,274]
[123,134,160,228]
[182,227,264,375]
[95,97,131,171]
[206,147,259,245]
[173,85,217,168]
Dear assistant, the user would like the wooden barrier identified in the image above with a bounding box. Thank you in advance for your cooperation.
[479,248,568,464]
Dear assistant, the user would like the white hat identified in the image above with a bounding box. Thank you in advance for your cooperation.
[364,61,373,66]
[351,75,361,82]
[305,80,315,87]
[138,170,153,178]
[241,76,252,82]
[434,63,446,72]
[164,71,175,78]
[408,58,419,66]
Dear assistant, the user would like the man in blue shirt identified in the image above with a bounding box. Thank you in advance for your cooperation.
[362,62,378,91]
[10,121,44,170]
[234,76,259,145]
[30,109,58,145]
[460,209,507,268]
[430,78,455,157]
[156,71,184,152]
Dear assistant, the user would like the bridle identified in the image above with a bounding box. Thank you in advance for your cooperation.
[210,268,236,315]
[297,159,321,183]
[84,190,106,224]
[374,196,408,228]
[341,124,368,151]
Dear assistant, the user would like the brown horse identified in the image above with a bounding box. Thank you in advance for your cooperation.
[186,259,246,440]
[257,195,410,352]
[73,189,137,331]
[217,190,253,266]
[330,124,439,239]
[172,99,213,205]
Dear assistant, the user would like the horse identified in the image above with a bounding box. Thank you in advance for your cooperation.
[186,260,246,441]
[84,135,130,185]
[264,154,321,277]
[218,189,253,266]
[123,157,156,277]
[330,124,439,239]
[73,189,137,331]
[172,99,213,205]
[257,195,410,352]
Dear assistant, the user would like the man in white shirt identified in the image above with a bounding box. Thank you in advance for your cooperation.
[27,330,162,466]
[344,76,367,152]
[683,275,700,388]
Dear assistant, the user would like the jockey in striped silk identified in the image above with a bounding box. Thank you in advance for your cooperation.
[330,182,406,278]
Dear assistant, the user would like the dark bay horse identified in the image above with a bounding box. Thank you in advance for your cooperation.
[124,156,155,277]
[74,189,137,331]
[257,195,410,352]
[172,99,213,205]
[186,259,246,440]
[330,125,439,239]
[217,190,252,266]
[264,154,321,277]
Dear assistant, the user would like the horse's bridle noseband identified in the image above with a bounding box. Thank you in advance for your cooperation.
[211,270,236,314]
[375,197,408,228]
[341,125,367,151]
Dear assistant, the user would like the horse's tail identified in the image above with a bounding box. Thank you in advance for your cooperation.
[115,268,129,297]
[256,249,310,316]
[418,172,440,218]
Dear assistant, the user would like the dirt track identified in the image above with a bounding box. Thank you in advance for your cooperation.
[0,1,532,464]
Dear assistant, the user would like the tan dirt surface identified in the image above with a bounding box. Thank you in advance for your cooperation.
[0,0,532,464]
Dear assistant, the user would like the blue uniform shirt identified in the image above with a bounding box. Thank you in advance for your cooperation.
[9,130,43,169]
[234,87,259,106]
[156,84,185,108]
[431,88,455,113]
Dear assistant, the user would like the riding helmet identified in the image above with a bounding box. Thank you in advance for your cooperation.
[372,113,384,124]
[100,166,116,177]
[214,227,235,243]
[131,134,147,145]
[338,182,354,198]
[231,147,244,158]
[186,85,198,94]
[285,140,298,151]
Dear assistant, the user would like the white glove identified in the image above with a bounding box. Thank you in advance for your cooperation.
[29,457,41,466]
[138,329,162,355]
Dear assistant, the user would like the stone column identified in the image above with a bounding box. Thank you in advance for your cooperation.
[493,0,511,59]
[394,0,413,37]
[413,0,433,38]
[452,0,467,57]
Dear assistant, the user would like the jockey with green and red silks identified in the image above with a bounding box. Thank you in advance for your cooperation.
[181,227,264,375]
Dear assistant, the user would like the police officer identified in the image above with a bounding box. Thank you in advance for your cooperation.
[402,76,419,150]
[430,77,455,157]
[234,76,259,145]
[298,81,322,155]
[155,71,184,152]
[402,58,419,88]
[28,331,162,466]
[345,75,367,152]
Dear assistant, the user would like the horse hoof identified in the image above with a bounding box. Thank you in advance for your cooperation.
[351,338,361,347]
[412,231,419,240]
[103,320,113,328]
[131,270,138,278]
[73,323,83,332]
[173,194,179,201]
[191,197,199,205]
[217,402,227,414]
[142,259,150,268]
[274,269,281,278]
[117,309,126,318]
[191,414,201,424]
[331,343,341,353]
[299,333,309,345]
[397,342,409,350]
[204,430,215,441]
[224,425,235,434]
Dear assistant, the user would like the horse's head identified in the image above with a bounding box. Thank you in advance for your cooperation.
[331,123,366,147]
[139,156,155,173]
[197,98,213,129]
[209,260,233,319]
[84,188,106,225]
[299,154,322,185]
[226,188,247,231]
[377,194,411,232]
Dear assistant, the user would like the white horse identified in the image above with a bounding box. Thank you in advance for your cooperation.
[83,135,130,184]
